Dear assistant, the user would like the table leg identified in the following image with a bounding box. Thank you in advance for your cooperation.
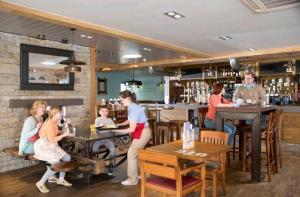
[251,114,261,182]
[216,112,224,131]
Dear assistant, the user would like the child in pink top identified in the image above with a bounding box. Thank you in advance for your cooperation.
[204,83,236,144]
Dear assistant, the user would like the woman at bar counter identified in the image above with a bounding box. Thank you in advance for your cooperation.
[204,83,237,144]
[114,90,151,186]
[34,107,72,193]
[19,100,47,156]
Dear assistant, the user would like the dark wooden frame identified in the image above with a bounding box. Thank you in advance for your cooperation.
[20,43,75,90]
[97,77,107,95]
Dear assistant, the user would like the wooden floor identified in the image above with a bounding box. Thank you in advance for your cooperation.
[0,154,300,197]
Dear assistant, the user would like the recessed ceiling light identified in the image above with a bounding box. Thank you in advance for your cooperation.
[174,14,183,19]
[123,54,142,59]
[167,11,176,16]
[41,61,56,65]
[142,58,147,62]
[143,47,152,51]
[218,36,232,40]
[248,48,256,51]
[164,11,185,19]
[80,34,93,39]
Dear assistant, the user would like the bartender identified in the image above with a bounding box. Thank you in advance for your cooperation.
[233,72,266,104]
[114,90,151,186]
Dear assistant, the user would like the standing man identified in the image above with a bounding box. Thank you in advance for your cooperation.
[233,72,266,104]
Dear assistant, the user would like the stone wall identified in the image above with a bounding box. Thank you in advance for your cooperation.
[0,32,91,173]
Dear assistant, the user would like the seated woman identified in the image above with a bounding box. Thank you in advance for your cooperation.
[19,100,47,156]
[204,83,237,145]
[34,107,72,193]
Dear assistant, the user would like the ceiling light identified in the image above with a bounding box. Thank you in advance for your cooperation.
[164,11,185,19]
[102,67,111,71]
[61,39,68,44]
[122,54,142,59]
[180,56,186,59]
[248,48,256,51]
[167,11,176,16]
[37,35,46,40]
[142,58,147,62]
[41,61,56,66]
[143,47,152,51]
[218,36,232,40]
[174,14,183,19]
[81,34,93,39]
[60,28,86,73]
[64,66,81,72]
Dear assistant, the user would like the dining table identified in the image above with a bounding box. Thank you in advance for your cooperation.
[215,104,278,182]
[147,140,230,163]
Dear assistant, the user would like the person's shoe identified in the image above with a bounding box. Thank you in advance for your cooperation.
[36,182,50,193]
[48,176,58,183]
[121,178,138,186]
[57,179,72,187]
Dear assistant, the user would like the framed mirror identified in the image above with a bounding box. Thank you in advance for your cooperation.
[97,78,107,95]
[20,44,75,90]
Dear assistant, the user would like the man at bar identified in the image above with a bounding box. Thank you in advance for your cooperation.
[233,72,266,104]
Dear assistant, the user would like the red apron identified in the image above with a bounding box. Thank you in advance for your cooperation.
[131,123,145,140]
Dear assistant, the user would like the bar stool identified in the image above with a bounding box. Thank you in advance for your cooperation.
[242,112,278,181]
[169,120,186,140]
[156,122,176,145]
[147,118,156,146]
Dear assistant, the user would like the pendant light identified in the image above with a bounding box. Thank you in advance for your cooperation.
[125,64,142,87]
[60,28,86,72]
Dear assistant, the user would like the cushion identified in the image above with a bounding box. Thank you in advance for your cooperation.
[147,175,200,191]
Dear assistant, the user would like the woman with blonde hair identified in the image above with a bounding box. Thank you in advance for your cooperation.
[19,100,47,156]
[34,107,72,193]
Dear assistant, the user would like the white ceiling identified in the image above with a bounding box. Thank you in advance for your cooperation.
[5,0,300,57]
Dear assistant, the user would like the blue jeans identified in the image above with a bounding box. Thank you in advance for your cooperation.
[203,117,236,145]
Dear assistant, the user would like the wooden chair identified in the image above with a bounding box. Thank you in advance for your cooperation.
[200,130,228,197]
[138,149,206,197]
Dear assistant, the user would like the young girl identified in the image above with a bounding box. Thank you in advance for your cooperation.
[34,107,72,193]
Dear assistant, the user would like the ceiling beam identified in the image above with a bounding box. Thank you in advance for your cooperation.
[97,45,300,71]
[0,1,209,58]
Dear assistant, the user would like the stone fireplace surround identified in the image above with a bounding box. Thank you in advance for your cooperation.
[0,32,91,173]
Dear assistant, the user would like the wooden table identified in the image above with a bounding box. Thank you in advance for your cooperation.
[147,140,230,162]
[215,105,278,182]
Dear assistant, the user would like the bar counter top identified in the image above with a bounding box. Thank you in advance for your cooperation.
[141,103,300,113]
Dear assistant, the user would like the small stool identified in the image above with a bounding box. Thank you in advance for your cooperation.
[51,161,78,172]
